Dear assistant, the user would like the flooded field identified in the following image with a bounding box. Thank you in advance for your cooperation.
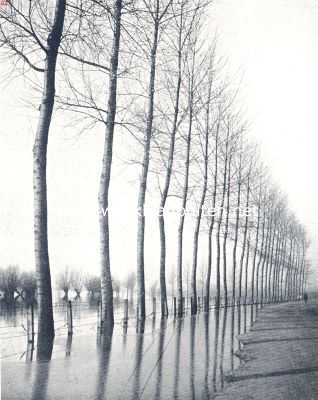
[1,300,257,399]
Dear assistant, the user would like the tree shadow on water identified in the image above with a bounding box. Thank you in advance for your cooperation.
[95,325,114,400]
[30,335,54,400]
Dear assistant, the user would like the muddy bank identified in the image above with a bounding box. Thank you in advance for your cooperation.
[216,301,318,400]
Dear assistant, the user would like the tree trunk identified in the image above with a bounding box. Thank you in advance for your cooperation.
[159,12,183,316]
[264,217,274,302]
[238,170,251,300]
[177,63,195,316]
[251,187,261,302]
[98,0,123,329]
[256,207,266,303]
[205,124,219,309]
[191,82,211,314]
[222,153,232,305]
[260,213,271,305]
[244,232,251,303]
[137,10,160,320]
[232,152,242,300]
[215,127,230,307]
[266,221,276,302]
[33,0,66,345]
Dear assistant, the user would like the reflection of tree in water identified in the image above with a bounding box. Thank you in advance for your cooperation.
[212,309,220,392]
[203,313,210,400]
[131,319,145,400]
[230,306,235,372]
[190,316,196,399]
[173,318,182,400]
[250,302,254,327]
[220,308,228,389]
[31,335,54,400]
[237,302,241,335]
[95,325,114,400]
[153,317,167,400]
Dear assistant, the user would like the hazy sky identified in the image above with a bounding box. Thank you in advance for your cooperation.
[1,0,318,284]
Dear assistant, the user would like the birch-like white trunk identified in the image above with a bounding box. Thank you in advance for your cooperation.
[159,8,183,316]
[33,0,66,346]
[205,126,219,309]
[232,153,242,300]
[137,7,160,320]
[215,128,229,306]
[222,153,232,305]
[98,0,122,329]
[191,105,209,314]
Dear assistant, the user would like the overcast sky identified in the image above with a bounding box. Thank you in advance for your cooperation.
[1,0,318,285]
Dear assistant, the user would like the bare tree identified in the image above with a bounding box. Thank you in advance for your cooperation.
[85,275,101,299]
[191,50,215,314]
[71,270,84,299]
[0,266,20,303]
[215,121,230,306]
[57,266,72,300]
[136,0,172,320]
[157,0,199,317]
[19,271,37,305]
[98,0,123,330]
[0,0,67,341]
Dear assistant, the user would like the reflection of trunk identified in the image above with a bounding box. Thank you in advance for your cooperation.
[190,316,196,399]
[132,319,145,399]
[31,336,54,400]
[205,126,219,309]
[99,0,123,328]
[220,308,228,389]
[232,152,242,300]
[216,128,230,306]
[154,317,167,400]
[177,70,194,315]
[203,313,210,398]
[172,319,182,400]
[95,326,113,399]
[191,100,210,314]
[159,11,183,317]
[243,303,247,333]
[212,309,220,392]
[237,302,241,334]
[230,307,235,371]
[34,0,66,342]
[137,8,160,320]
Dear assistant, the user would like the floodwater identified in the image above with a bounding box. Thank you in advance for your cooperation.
[1,300,257,399]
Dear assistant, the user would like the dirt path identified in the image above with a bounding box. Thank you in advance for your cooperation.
[216,301,318,400]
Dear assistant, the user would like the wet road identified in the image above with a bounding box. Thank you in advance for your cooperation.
[216,301,318,400]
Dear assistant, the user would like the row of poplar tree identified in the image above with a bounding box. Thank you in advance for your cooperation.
[0,0,309,340]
